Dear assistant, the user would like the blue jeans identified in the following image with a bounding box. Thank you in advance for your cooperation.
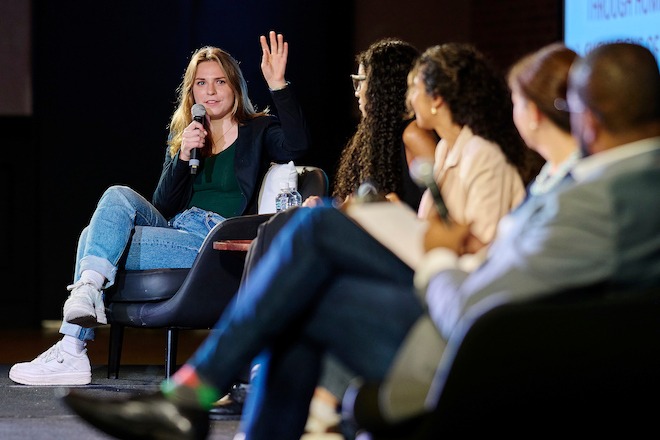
[60,185,225,341]
[242,208,360,400]
[185,206,423,440]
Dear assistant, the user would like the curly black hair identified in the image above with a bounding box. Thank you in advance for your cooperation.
[332,38,420,199]
[413,43,543,184]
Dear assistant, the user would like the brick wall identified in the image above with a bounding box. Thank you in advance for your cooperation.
[470,0,562,71]
[355,0,563,73]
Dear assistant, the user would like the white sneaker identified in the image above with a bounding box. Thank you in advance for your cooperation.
[63,280,107,327]
[9,341,92,385]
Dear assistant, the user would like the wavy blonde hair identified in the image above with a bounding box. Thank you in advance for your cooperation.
[167,46,268,157]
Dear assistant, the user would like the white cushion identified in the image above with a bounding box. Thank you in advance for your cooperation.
[258,161,299,214]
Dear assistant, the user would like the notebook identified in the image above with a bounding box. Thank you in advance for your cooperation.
[345,201,427,269]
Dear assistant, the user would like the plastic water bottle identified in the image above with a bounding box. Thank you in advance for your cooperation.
[289,183,303,208]
[275,181,291,212]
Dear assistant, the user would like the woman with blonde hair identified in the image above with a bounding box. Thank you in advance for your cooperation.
[10,31,310,387]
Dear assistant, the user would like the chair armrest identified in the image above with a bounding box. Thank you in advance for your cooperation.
[203,213,275,244]
[213,239,253,251]
[296,166,329,200]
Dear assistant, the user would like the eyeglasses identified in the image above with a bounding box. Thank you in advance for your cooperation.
[351,74,366,92]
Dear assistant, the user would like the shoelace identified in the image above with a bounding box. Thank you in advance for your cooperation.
[66,279,94,292]
[38,342,65,364]
[64,279,107,324]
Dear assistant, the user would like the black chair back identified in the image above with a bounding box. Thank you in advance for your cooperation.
[348,284,660,437]
[104,166,328,378]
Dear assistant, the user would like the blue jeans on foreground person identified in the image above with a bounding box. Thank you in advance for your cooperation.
[184,206,424,439]
[60,185,225,342]
[241,207,361,402]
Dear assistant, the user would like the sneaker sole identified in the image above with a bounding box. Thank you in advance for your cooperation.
[63,306,105,328]
[65,315,105,328]
[9,370,92,386]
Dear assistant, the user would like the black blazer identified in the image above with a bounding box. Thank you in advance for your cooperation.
[153,86,311,219]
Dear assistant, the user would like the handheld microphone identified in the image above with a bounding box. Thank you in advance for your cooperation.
[410,158,451,224]
[190,104,206,175]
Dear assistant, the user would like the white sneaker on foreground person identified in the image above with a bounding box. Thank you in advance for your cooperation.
[9,341,92,385]
[63,279,107,327]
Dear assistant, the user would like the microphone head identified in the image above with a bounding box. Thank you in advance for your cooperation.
[191,104,206,119]
[357,180,378,198]
[355,180,387,203]
[409,158,434,187]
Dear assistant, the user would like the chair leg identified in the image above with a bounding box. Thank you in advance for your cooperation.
[107,324,125,379]
[165,328,179,379]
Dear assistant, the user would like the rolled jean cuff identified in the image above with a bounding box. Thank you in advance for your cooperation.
[79,255,117,288]
[60,321,95,342]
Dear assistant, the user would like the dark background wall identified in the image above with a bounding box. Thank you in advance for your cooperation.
[0,0,562,327]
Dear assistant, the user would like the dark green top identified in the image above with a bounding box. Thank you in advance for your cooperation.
[153,86,311,219]
[188,142,242,217]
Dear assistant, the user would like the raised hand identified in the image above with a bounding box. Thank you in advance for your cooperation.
[260,31,288,90]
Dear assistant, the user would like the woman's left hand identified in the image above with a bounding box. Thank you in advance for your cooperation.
[423,212,471,255]
[260,31,288,90]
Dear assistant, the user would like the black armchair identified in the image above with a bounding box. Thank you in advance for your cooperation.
[103,165,329,379]
[345,284,660,437]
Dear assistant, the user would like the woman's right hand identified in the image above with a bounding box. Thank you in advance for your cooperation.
[403,120,437,166]
[180,120,207,161]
